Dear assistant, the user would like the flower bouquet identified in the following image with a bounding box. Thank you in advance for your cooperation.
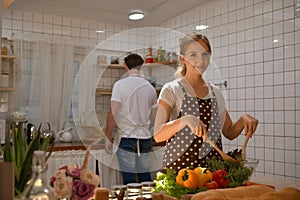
[50,147,101,200]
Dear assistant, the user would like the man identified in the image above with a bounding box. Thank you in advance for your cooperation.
[105,53,157,184]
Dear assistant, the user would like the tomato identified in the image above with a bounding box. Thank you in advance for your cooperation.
[212,170,230,188]
[204,180,219,189]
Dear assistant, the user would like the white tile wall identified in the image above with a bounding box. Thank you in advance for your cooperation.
[1,0,299,181]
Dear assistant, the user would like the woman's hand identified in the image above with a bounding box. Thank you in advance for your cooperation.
[241,114,258,137]
[182,114,207,140]
[104,137,113,154]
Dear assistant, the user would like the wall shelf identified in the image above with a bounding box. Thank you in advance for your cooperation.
[96,87,161,95]
[0,87,15,91]
[97,61,178,69]
[1,55,16,59]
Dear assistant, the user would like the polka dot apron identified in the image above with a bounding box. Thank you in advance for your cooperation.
[162,82,222,171]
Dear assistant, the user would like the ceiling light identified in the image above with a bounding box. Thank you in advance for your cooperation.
[195,25,208,31]
[96,29,105,33]
[128,11,145,20]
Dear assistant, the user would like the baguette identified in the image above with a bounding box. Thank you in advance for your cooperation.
[191,185,274,200]
[259,187,300,200]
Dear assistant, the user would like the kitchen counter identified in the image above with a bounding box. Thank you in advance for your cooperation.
[250,176,300,191]
[50,141,104,151]
[50,140,165,151]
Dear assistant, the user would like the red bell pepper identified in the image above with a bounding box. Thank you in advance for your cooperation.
[212,170,230,188]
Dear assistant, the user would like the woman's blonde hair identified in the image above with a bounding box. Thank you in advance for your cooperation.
[176,33,212,77]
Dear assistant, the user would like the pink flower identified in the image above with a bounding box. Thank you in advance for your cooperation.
[72,179,95,200]
[51,162,100,199]
[58,165,68,171]
[53,176,73,198]
[69,168,81,178]
[80,169,101,186]
[50,177,56,187]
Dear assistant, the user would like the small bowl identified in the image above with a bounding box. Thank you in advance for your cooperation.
[242,158,259,180]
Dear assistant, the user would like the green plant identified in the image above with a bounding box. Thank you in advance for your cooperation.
[0,122,54,196]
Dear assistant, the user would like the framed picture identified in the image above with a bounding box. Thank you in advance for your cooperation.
[0,119,6,144]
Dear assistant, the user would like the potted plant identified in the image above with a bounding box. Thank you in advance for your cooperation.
[1,121,54,196]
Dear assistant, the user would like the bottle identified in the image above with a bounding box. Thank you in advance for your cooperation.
[145,47,154,63]
[156,46,163,62]
[1,37,8,55]
[21,150,56,200]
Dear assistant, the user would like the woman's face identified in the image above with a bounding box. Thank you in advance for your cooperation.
[181,40,211,75]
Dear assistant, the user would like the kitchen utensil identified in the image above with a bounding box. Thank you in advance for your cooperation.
[57,127,73,143]
[38,122,55,144]
[26,123,36,144]
[206,137,238,162]
[241,134,251,160]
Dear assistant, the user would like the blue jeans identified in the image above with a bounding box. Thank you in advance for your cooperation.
[117,138,152,184]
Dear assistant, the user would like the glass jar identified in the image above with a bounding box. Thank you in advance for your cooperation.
[111,184,127,200]
[127,183,142,198]
[94,187,109,200]
[141,181,155,197]
[97,55,107,64]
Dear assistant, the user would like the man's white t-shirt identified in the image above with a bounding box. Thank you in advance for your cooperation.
[111,74,157,139]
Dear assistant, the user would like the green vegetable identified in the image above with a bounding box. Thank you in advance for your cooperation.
[154,168,207,199]
[207,156,253,188]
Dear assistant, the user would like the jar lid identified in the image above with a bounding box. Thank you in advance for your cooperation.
[141,181,155,187]
[127,183,142,188]
[111,184,127,190]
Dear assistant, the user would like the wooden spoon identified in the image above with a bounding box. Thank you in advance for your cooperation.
[206,137,238,162]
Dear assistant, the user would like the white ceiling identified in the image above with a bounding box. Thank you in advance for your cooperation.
[9,0,209,27]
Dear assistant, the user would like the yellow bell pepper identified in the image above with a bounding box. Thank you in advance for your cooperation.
[176,168,198,189]
[194,167,212,188]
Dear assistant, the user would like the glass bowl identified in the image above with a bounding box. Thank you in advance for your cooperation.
[242,158,259,180]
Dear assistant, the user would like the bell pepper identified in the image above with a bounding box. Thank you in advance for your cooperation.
[194,167,212,188]
[212,169,230,188]
[176,168,198,189]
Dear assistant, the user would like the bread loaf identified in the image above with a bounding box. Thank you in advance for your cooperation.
[258,187,300,200]
[191,185,274,200]
[191,185,300,200]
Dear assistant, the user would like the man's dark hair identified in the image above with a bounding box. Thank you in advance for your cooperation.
[124,53,144,70]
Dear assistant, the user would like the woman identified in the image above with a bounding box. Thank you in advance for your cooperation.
[153,33,258,171]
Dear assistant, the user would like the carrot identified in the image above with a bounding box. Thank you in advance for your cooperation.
[244,181,275,190]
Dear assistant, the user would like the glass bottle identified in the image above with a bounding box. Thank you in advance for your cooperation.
[156,46,163,62]
[20,150,56,200]
[145,47,154,63]
[1,37,8,55]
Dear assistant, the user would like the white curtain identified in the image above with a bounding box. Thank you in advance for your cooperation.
[11,36,77,132]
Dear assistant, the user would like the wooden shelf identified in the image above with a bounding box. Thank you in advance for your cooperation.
[96,87,161,95]
[0,87,15,91]
[96,88,112,95]
[1,55,16,59]
[97,61,178,69]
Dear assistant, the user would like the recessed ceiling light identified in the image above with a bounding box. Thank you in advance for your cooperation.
[96,29,105,33]
[195,25,208,31]
[128,11,145,20]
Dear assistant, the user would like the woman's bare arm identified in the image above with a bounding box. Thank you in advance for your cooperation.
[222,110,258,140]
[153,100,207,142]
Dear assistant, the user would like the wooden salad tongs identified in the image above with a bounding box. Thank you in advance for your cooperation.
[241,133,251,160]
[206,137,238,162]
